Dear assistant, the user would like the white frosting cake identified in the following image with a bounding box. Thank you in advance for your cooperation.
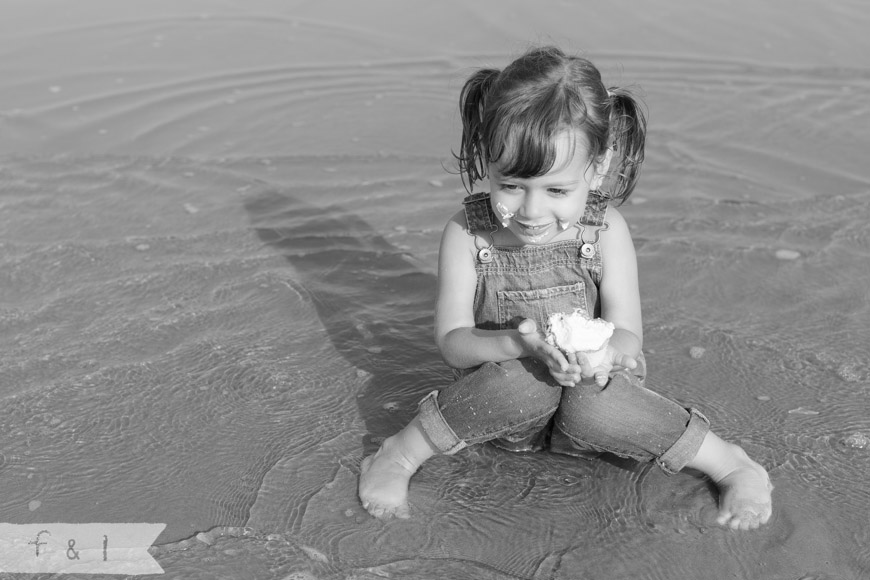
[545,310,614,367]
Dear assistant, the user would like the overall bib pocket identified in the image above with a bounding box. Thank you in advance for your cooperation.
[497,281,588,330]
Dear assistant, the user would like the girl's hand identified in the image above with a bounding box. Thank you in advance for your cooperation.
[577,345,638,388]
[516,319,583,387]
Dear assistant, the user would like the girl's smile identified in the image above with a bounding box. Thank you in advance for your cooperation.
[514,220,553,243]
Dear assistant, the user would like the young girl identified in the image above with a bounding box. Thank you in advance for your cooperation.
[358,46,772,530]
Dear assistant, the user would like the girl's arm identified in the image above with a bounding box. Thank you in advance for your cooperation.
[434,211,524,368]
[598,207,643,362]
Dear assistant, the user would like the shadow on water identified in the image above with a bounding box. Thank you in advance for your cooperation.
[242,185,450,446]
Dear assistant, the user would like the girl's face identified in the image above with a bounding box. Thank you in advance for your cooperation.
[488,131,609,245]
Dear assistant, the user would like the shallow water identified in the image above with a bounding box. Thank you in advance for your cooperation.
[2,1,870,579]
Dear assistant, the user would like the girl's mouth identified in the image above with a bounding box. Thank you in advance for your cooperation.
[516,221,553,241]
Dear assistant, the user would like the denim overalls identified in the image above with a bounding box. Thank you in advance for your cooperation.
[417,192,710,475]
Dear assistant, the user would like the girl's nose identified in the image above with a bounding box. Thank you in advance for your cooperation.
[520,191,545,219]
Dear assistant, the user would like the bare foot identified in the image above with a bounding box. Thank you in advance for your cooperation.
[687,432,773,530]
[358,438,417,519]
[359,415,441,519]
[713,449,773,530]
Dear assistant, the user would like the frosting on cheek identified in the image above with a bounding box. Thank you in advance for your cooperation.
[494,202,514,227]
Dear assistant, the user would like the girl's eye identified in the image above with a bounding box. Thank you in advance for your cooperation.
[548,188,569,196]
[500,183,519,191]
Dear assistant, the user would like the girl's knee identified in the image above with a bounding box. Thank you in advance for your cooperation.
[554,377,697,464]
[432,360,561,444]
[442,360,561,409]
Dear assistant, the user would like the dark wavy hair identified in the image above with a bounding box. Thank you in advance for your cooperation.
[454,46,646,205]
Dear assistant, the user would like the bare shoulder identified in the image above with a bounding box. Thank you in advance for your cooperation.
[600,205,637,266]
[443,208,470,236]
[604,205,632,238]
[439,209,477,257]
[603,205,635,243]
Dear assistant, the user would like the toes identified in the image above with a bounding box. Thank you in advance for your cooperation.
[738,514,762,531]
[364,502,409,520]
[718,508,769,531]
[361,495,409,520]
[364,502,389,519]
[394,503,411,519]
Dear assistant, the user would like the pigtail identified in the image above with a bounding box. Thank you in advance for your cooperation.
[602,87,647,204]
[455,68,500,193]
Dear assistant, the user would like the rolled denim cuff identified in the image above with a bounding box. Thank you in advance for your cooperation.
[656,407,710,475]
[418,390,468,455]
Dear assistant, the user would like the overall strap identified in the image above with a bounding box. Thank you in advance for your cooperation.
[580,191,609,227]
[462,192,498,263]
[462,192,497,235]
[577,192,609,286]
